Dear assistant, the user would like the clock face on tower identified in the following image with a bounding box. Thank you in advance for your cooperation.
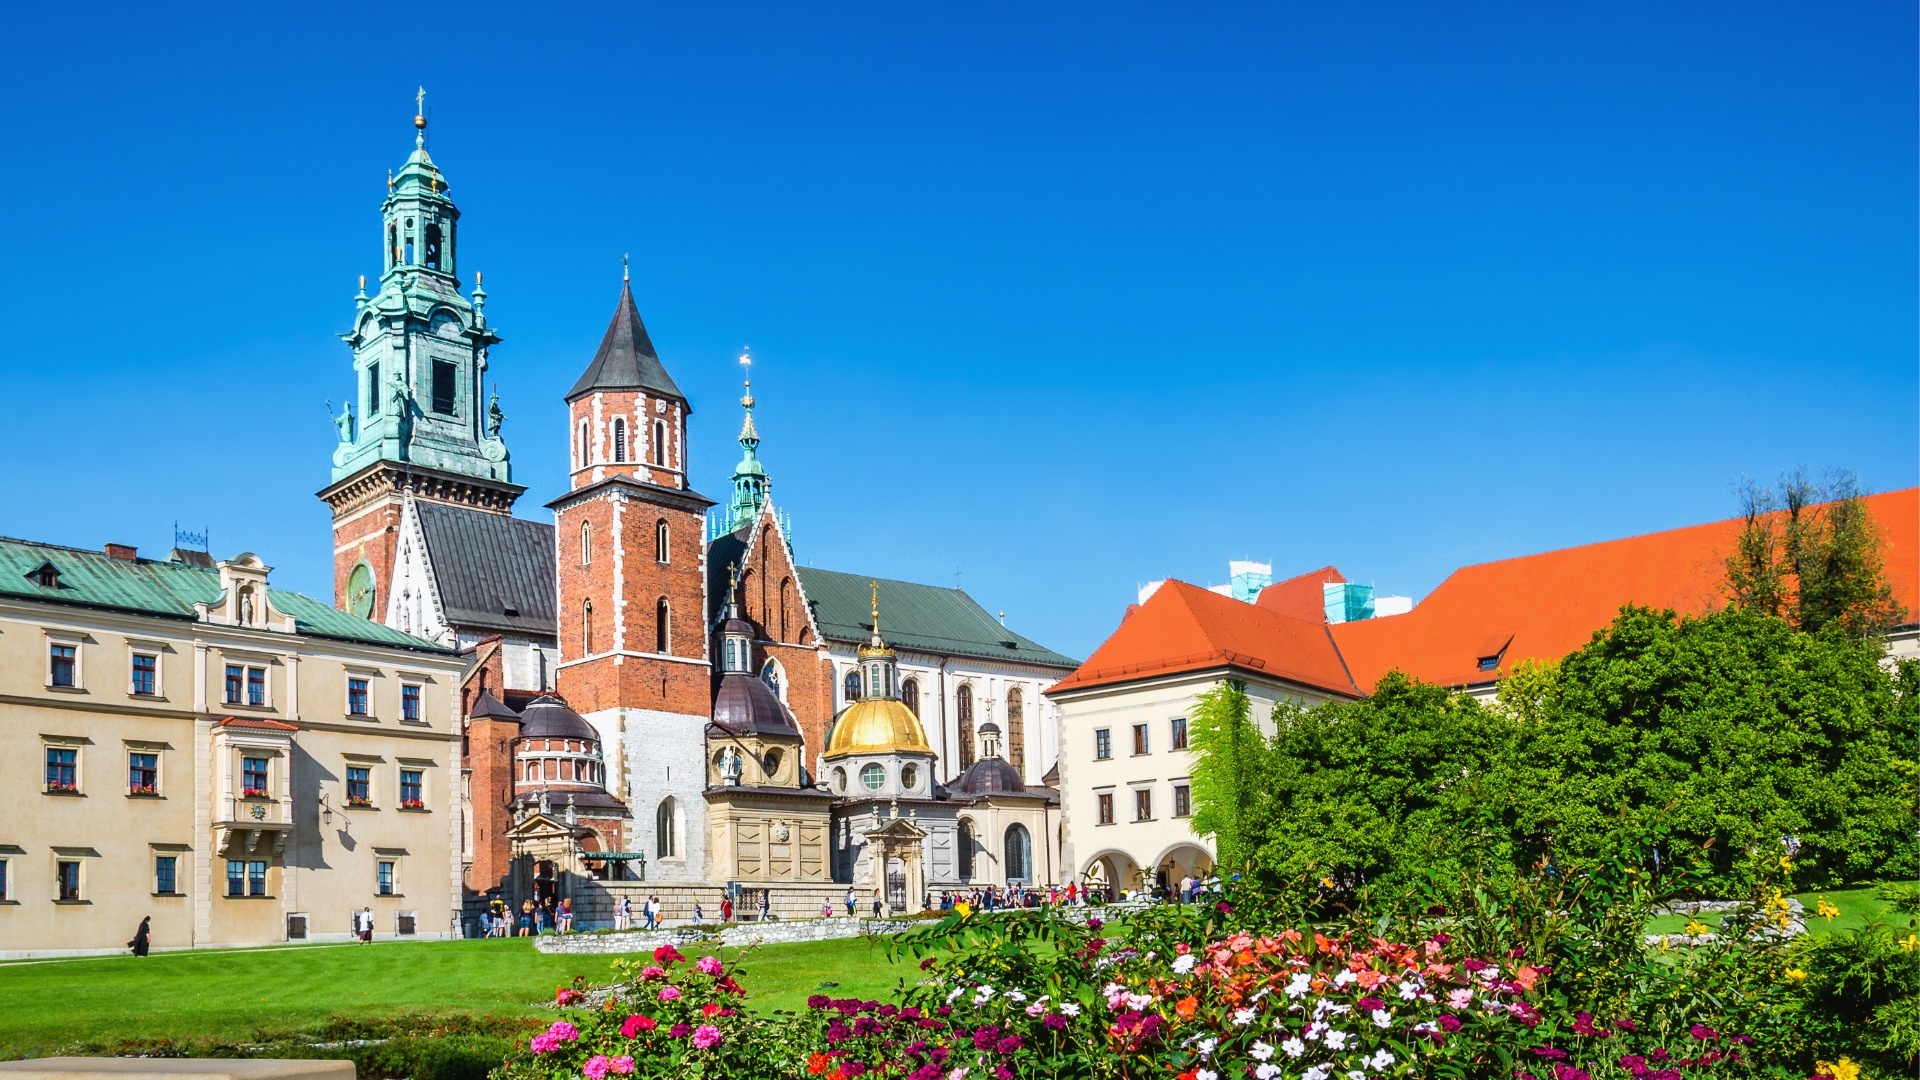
[347,563,376,620]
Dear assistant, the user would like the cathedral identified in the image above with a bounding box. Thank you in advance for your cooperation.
[320,102,1076,919]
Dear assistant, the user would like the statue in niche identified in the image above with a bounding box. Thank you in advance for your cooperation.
[331,400,355,443]
[487,390,505,437]
[720,747,744,785]
[238,586,254,625]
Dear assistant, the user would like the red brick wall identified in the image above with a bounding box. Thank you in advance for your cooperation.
[732,514,835,763]
[331,497,402,612]
[465,715,517,893]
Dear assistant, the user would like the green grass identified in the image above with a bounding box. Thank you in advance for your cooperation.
[1643,883,1914,937]
[0,934,913,1057]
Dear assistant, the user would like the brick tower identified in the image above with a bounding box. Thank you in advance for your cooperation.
[319,95,520,622]
[550,267,714,879]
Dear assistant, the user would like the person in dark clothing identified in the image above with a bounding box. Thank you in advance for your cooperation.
[128,916,151,956]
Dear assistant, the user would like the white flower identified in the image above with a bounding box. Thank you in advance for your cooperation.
[1126,993,1154,1011]
[1370,1009,1391,1029]
[1302,1066,1331,1080]
[1365,1050,1395,1070]
[1232,1008,1257,1026]
[1303,1021,1327,1041]
[1060,1002,1081,1017]
[1280,1037,1306,1059]
[947,985,967,1003]
[1255,1066,1281,1080]
[1346,1071,1367,1080]
[1284,973,1313,999]
[972,986,994,1005]
[1195,1072,1217,1080]
[1251,1041,1275,1061]
[946,1069,968,1080]
[1005,990,1028,1003]
[1103,981,1125,997]
[1196,1038,1218,1057]
[1396,981,1419,1001]
[1172,954,1198,975]
[1332,971,1358,987]
[1251,986,1272,1002]
[1324,1030,1350,1051]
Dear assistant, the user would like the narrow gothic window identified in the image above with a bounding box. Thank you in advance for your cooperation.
[367,362,381,416]
[655,598,670,655]
[580,521,591,564]
[843,669,861,703]
[1004,824,1032,883]
[779,578,791,640]
[901,678,919,716]
[582,600,593,654]
[656,798,677,858]
[1006,687,1026,771]
[577,419,589,466]
[612,419,627,463]
[424,224,442,270]
[430,360,456,415]
[957,685,975,769]
[655,520,669,563]
[652,421,667,465]
[388,224,399,269]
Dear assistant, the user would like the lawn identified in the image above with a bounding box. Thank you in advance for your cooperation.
[1643,882,1915,937]
[0,934,914,1057]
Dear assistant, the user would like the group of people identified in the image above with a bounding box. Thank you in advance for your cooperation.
[480,895,575,937]
[612,895,679,930]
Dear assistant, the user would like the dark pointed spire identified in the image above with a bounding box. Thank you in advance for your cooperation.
[566,277,685,402]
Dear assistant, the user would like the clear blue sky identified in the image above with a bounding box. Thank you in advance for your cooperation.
[1,2,1913,660]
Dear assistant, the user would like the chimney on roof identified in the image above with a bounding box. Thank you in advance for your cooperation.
[104,543,138,561]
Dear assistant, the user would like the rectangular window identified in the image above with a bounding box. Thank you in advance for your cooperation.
[401,684,421,722]
[430,360,456,415]
[249,861,267,897]
[56,860,81,902]
[0,859,8,901]
[242,757,269,797]
[45,747,77,792]
[367,361,380,416]
[226,860,245,898]
[347,678,369,716]
[346,766,371,806]
[1170,716,1188,751]
[49,644,76,687]
[155,855,177,895]
[247,666,266,707]
[377,860,396,896]
[1173,783,1192,818]
[131,653,157,696]
[1094,729,1112,760]
[399,769,424,808]
[1096,792,1114,825]
[1134,788,1153,821]
[1132,724,1149,755]
[225,664,244,704]
[129,752,158,795]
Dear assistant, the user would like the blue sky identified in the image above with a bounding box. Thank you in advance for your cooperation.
[0,2,1912,660]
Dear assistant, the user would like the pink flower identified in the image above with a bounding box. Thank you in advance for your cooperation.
[620,1014,656,1039]
[609,1058,635,1075]
[1447,988,1474,1009]
[691,1024,722,1050]
[654,945,686,964]
[639,966,668,980]
[529,1035,558,1055]
[696,954,725,976]
[659,986,682,1002]
[583,1055,611,1080]
[547,1022,580,1042]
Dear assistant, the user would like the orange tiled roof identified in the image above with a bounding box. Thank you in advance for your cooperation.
[1330,488,1919,691]
[1254,565,1347,623]
[215,716,300,732]
[1049,579,1359,697]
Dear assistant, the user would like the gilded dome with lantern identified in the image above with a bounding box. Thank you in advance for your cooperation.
[824,582,932,759]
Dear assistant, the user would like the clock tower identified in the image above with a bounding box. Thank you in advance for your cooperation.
[319,94,522,620]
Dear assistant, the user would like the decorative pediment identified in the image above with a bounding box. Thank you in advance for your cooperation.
[863,817,927,842]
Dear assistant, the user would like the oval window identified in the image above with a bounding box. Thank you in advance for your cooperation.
[860,763,886,790]
[901,764,918,791]
[763,748,784,777]
[834,768,848,794]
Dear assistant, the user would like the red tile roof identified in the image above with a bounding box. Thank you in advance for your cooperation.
[215,716,300,732]
[1049,579,1359,697]
[1330,488,1919,690]
[1254,566,1347,623]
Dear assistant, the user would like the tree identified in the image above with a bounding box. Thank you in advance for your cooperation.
[1725,469,1905,639]
[1187,680,1269,870]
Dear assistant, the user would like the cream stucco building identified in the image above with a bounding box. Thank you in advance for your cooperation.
[0,539,464,958]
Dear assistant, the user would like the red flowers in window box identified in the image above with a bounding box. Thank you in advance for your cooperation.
[242,787,270,799]
[346,795,373,808]
[46,781,78,793]
[401,798,426,810]
[129,784,158,796]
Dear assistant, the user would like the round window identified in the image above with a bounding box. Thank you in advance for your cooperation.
[860,763,886,790]
[764,748,784,776]
[901,764,918,791]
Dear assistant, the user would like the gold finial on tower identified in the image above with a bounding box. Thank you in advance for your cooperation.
[358,274,366,291]
[739,347,754,408]
[870,580,882,643]
[387,168,394,192]
[474,271,482,286]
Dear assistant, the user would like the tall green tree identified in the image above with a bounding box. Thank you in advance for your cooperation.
[1187,680,1268,870]
[1725,469,1905,639]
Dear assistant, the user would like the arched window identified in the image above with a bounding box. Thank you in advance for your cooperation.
[1004,823,1032,883]
[958,819,975,881]
[612,418,627,463]
[656,798,677,858]
[424,224,443,270]
[582,600,594,654]
[388,224,399,269]
[577,418,590,467]
[580,521,592,564]
[761,659,784,700]
[524,761,536,782]
[957,685,976,769]
[655,598,671,655]
[655,519,670,563]
[1006,688,1025,772]
[901,678,919,716]
[843,669,862,704]
[652,420,667,465]
[779,578,791,640]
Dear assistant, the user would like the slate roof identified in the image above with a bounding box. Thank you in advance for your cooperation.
[415,503,556,636]
[566,280,685,402]
[794,567,1078,670]
[0,538,451,653]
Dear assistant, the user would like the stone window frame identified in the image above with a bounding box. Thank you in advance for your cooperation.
[399,681,425,724]
[42,735,85,795]
[127,639,166,699]
[126,739,166,797]
[344,669,377,719]
[151,843,190,897]
[52,846,96,904]
[45,632,83,691]
[1093,788,1115,826]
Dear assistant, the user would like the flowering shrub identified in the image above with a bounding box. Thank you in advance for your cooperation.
[401,798,427,810]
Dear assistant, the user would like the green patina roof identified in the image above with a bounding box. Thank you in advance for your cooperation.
[794,567,1078,670]
[0,538,454,653]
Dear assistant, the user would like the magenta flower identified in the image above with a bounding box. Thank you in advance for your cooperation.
[658,985,682,1002]
[691,1024,722,1050]
[696,954,725,976]
[547,1022,580,1042]
[654,945,686,964]
[620,1014,656,1039]
[609,1058,635,1076]
[529,1035,558,1055]
[583,1055,611,1080]
[639,965,667,980]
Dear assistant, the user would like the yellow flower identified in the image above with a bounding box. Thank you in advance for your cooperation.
[1784,967,1808,981]
[1814,1057,1861,1080]
[1900,935,1917,953]
[1319,877,1334,888]
[1779,856,1794,872]
[1816,899,1840,921]
[1684,919,1710,936]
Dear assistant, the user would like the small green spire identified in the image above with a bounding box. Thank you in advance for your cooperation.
[724,348,770,533]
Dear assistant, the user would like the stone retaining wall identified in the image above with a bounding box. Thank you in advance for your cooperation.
[533,916,924,954]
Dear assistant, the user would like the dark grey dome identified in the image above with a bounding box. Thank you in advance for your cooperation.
[977,720,1001,735]
[952,756,1025,796]
[518,695,598,742]
[712,672,799,737]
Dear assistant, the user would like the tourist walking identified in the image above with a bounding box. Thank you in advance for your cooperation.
[491,897,508,937]
[127,916,151,957]
[643,895,659,930]
[518,899,534,936]
[616,896,632,931]
[356,906,374,944]
[872,889,882,916]
[557,898,574,934]
[693,900,705,925]
[757,893,769,921]
[845,887,856,917]
[720,896,734,922]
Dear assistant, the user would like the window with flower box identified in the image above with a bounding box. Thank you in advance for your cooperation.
[128,752,159,796]
[242,757,269,798]
[346,766,372,807]
[45,747,77,793]
[399,769,424,809]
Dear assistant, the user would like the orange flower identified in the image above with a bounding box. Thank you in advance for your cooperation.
[1515,966,1543,991]
[807,1052,834,1076]
[1174,996,1199,1019]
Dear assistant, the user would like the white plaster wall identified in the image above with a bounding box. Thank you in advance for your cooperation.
[586,706,709,881]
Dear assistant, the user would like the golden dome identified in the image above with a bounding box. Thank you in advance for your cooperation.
[825,697,931,758]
